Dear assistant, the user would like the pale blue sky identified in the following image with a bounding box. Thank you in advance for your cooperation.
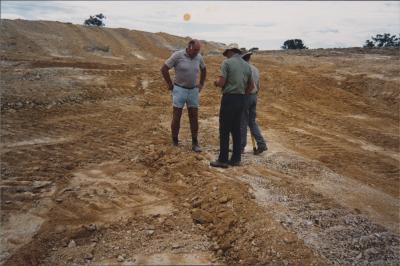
[1,1,399,50]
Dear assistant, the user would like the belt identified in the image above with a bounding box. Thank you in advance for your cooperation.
[174,83,195,90]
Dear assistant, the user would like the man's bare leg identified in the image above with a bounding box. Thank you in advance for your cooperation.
[188,107,201,152]
[171,107,183,146]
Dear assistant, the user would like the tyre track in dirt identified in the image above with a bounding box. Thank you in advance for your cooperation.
[1,48,399,265]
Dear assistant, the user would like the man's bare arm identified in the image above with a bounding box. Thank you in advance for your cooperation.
[214,76,226,88]
[198,67,206,91]
[161,64,173,91]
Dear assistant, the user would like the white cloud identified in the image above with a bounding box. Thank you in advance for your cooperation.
[1,1,399,49]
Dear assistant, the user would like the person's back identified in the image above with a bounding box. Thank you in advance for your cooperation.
[240,52,267,155]
[249,64,260,94]
[221,54,252,95]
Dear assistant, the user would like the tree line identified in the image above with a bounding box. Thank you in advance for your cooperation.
[82,14,400,50]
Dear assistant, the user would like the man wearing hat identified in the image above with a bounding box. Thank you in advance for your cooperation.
[210,46,254,168]
[240,52,268,155]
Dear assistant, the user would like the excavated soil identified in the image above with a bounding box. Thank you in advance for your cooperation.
[1,20,399,265]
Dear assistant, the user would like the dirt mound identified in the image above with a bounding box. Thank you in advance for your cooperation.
[1,19,399,265]
[0,19,226,62]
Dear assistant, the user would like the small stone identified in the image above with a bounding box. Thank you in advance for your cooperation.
[219,240,231,251]
[55,198,63,203]
[191,196,199,202]
[87,224,97,231]
[364,247,378,258]
[183,202,191,208]
[305,220,313,226]
[192,199,202,208]
[84,253,93,260]
[211,243,220,251]
[146,230,154,236]
[5,201,11,204]
[356,252,362,260]
[250,193,256,199]
[147,225,155,230]
[283,236,296,244]
[32,180,51,189]
[280,196,288,202]
[172,243,181,249]
[217,249,223,256]
[117,255,124,262]
[191,208,213,224]
[219,196,229,204]
[68,240,76,248]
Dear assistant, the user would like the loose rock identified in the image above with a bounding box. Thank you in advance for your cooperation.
[67,240,76,248]
[191,208,213,224]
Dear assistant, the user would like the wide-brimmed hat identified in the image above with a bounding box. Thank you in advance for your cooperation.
[241,52,253,60]
[222,44,242,56]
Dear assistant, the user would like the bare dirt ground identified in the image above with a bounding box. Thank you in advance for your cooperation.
[1,20,399,265]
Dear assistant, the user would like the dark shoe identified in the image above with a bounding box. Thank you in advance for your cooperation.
[228,160,241,167]
[172,137,179,146]
[254,146,267,155]
[192,143,202,153]
[210,160,229,168]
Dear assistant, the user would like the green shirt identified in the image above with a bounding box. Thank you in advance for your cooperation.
[220,54,252,94]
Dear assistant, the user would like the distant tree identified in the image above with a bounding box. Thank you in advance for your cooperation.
[363,39,375,48]
[364,33,400,48]
[84,13,106,27]
[281,39,308,50]
[240,47,247,53]
[249,47,259,52]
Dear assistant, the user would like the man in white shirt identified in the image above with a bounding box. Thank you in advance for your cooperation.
[161,40,206,152]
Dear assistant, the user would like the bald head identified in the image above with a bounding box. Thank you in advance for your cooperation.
[187,39,201,58]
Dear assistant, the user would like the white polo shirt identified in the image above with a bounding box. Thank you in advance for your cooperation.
[165,49,206,88]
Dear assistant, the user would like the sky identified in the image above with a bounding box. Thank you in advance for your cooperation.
[1,1,399,50]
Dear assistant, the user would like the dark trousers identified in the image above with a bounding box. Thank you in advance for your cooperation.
[218,94,245,163]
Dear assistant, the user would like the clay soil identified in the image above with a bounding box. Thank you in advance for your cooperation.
[1,20,399,265]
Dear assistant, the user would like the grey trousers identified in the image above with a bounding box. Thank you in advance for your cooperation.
[240,94,267,150]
